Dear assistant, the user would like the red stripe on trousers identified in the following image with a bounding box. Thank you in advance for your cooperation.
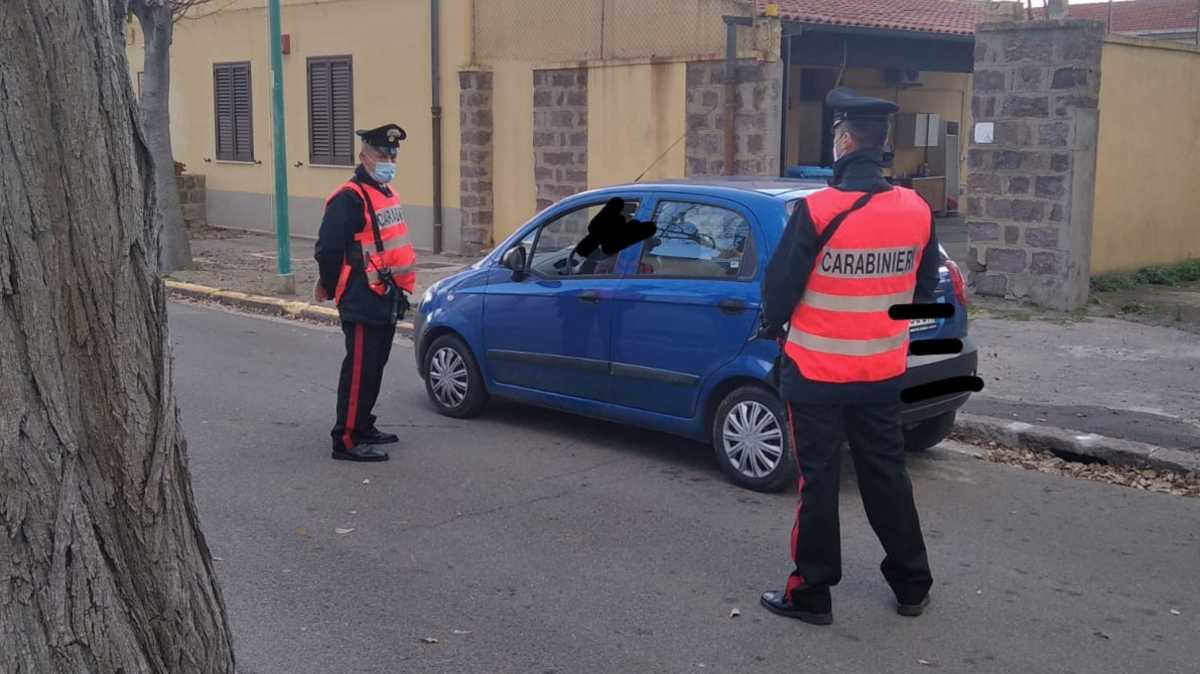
[785,401,806,579]
[342,324,365,449]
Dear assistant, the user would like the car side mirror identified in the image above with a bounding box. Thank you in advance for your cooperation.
[501,245,528,280]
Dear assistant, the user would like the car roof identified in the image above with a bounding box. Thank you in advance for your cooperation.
[585,176,826,204]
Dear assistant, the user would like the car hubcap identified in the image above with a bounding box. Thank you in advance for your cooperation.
[429,347,468,408]
[722,401,784,479]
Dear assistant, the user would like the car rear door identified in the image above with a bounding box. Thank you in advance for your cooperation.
[608,193,762,418]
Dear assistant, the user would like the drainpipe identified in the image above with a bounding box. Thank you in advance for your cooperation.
[431,0,444,254]
[778,29,793,177]
[722,15,754,176]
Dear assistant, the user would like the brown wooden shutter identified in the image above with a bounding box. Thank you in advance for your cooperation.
[330,58,354,166]
[213,62,253,162]
[307,59,332,165]
[308,56,353,166]
[232,63,253,162]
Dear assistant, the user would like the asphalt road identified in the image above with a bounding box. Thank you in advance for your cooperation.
[170,303,1200,674]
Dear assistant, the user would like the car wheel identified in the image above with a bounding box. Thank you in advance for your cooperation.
[423,334,488,418]
[711,386,796,493]
[903,411,957,452]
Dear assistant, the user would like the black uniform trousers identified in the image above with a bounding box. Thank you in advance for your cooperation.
[331,320,397,449]
[783,401,932,604]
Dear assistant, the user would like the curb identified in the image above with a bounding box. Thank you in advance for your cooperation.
[164,280,416,339]
[952,412,1200,474]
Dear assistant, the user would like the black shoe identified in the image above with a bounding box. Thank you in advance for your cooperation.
[897,594,931,617]
[359,427,399,445]
[760,590,833,626]
[331,443,389,462]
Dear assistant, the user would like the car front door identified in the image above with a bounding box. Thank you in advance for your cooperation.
[482,196,644,402]
[609,194,763,418]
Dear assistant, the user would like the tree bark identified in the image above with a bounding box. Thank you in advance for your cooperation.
[0,1,235,672]
[132,0,193,273]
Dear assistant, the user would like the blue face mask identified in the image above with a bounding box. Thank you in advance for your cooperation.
[371,161,396,184]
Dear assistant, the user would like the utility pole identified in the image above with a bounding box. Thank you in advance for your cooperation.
[268,0,293,293]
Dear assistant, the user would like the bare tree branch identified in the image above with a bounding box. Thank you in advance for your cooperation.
[170,0,219,24]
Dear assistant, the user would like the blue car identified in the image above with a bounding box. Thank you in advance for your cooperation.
[413,178,977,493]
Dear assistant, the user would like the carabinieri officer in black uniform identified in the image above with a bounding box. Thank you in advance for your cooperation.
[314,124,417,462]
[758,88,942,625]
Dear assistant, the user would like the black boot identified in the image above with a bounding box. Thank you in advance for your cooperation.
[331,442,389,462]
[359,427,399,445]
[760,589,833,626]
[897,593,930,617]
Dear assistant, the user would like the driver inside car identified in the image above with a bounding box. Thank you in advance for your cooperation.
[554,197,655,276]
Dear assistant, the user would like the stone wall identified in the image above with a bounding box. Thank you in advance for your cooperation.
[459,70,494,255]
[965,19,1103,310]
[685,59,782,177]
[176,173,207,230]
[533,68,589,213]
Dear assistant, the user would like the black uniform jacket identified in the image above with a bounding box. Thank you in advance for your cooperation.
[761,149,942,404]
[314,166,398,325]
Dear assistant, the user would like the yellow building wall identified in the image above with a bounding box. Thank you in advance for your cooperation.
[1091,38,1200,273]
[485,59,689,247]
[491,61,537,245]
[126,0,472,250]
[587,62,688,189]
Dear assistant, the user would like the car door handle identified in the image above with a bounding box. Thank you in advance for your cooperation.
[718,298,746,314]
[579,291,601,303]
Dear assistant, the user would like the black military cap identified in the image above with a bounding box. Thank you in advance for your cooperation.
[826,87,899,123]
[356,123,407,150]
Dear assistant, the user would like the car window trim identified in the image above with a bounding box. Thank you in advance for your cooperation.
[629,192,761,283]
[523,195,644,281]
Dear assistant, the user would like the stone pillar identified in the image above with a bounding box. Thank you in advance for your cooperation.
[533,68,588,212]
[176,173,207,230]
[458,70,494,256]
[965,19,1103,311]
[685,59,782,177]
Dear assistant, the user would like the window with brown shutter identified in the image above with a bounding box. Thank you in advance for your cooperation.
[307,56,355,166]
[212,62,253,162]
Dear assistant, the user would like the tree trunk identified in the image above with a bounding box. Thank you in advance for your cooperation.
[133,0,194,273]
[0,1,235,672]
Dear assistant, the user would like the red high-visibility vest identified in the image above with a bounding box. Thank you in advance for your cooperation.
[783,186,931,384]
[326,180,417,304]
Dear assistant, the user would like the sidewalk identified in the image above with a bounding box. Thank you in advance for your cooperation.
[168,227,1200,469]
[961,296,1200,466]
[169,227,472,306]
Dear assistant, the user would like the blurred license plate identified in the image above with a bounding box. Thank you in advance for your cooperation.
[909,318,938,332]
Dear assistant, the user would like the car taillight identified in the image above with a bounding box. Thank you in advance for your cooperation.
[944,258,968,308]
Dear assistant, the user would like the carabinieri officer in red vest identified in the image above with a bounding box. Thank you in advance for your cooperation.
[314,124,417,462]
[758,88,942,625]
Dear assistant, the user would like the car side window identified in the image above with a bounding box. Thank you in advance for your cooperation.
[524,200,640,278]
[635,201,753,279]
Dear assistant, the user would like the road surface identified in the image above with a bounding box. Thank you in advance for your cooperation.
[170,303,1200,674]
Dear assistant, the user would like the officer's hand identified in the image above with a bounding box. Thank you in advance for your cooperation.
[313,280,329,303]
